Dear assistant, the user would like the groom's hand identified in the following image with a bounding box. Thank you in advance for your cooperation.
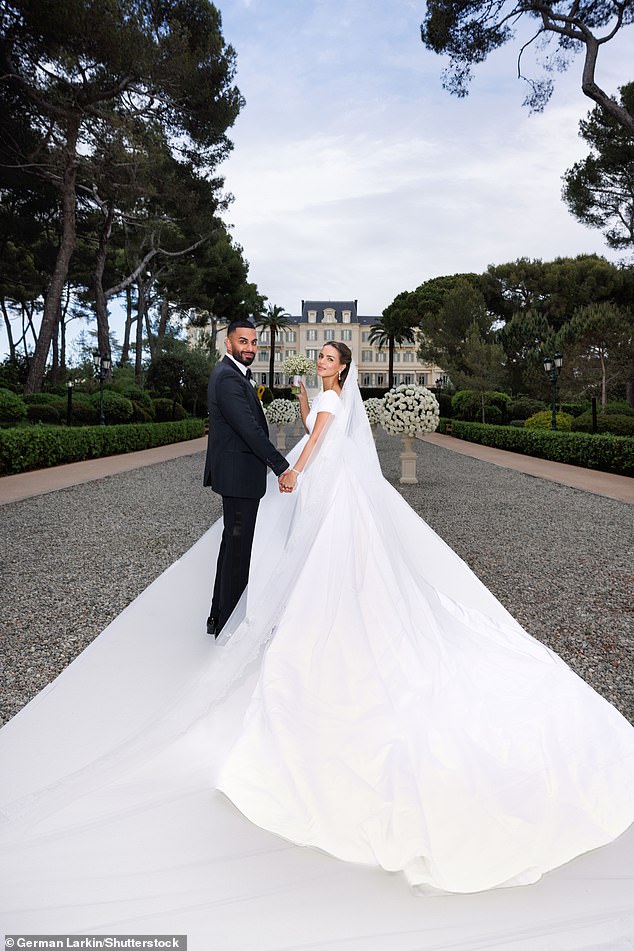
[279,469,297,493]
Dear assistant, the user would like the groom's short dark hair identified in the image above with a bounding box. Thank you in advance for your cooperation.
[227,320,256,335]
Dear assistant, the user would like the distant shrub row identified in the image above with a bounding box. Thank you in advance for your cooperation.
[437,420,633,476]
[0,387,189,427]
[0,419,204,475]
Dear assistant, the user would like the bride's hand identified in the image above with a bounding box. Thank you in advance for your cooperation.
[298,380,308,402]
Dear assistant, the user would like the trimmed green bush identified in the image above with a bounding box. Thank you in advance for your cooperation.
[442,420,633,476]
[23,393,61,406]
[572,412,634,436]
[91,390,134,424]
[152,398,187,421]
[0,419,205,475]
[69,399,100,426]
[130,401,153,423]
[452,390,511,422]
[27,403,61,424]
[123,387,155,416]
[525,410,574,432]
[560,402,588,418]
[436,392,453,418]
[508,397,545,420]
[0,388,27,424]
[605,401,634,417]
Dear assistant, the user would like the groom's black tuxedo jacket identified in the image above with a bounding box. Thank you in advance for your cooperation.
[203,355,289,499]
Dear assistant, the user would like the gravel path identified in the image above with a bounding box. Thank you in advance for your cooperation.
[1,429,632,727]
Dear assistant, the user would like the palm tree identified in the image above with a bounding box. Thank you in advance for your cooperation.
[257,304,291,388]
[369,302,417,389]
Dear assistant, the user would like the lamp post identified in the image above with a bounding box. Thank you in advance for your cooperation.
[543,352,563,430]
[92,351,111,426]
[66,380,73,427]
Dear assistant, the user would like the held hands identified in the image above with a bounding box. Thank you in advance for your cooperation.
[278,468,299,493]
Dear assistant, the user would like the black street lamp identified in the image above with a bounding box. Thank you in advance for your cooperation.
[92,351,112,426]
[543,352,563,430]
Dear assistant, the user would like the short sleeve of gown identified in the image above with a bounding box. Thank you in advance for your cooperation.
[315,390,341,416]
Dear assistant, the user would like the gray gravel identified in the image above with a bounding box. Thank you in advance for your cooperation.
[1,431,632,727]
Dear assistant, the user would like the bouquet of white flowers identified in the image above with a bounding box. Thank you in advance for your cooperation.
[281,355,317,377]
[265,398,297,426]
[364,397,384,426]
[381,385,439,436]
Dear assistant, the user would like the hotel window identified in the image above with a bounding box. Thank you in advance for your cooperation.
[322,308,336,323]
[258,350,268,362]
[417,374,428,386]
[361,331,370,342]
[376,374,385,386]
[403,374,413,384]
[307,349,318,360]
[361,350,373,362]
[274,350,282,362]
[342,310,351,323]
[324,329,335,341]
[259,331,269,343]
[285,330,296,343]
[403,351,415,363]
[259,373,267,385]
[362,374,371,386]
[393,352,401,362]
[308,310,317,323]
[286,349,296,358]
[375,351,387,363]
[307,328,318,341]
[340,329,352,341]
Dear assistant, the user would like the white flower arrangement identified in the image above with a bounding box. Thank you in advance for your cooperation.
[381,385,440,436]
[265,398,297,425]
[364,397,384,426]
[281,354,317,377]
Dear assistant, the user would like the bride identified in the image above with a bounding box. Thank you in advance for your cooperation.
[213,340,634,894]
[1,340,633,942]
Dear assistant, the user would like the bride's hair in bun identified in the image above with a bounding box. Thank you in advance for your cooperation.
[323,341,352,385]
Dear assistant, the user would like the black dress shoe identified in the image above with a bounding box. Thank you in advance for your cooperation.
[206,616,219,638]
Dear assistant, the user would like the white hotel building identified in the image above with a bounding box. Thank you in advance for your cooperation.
[192,299,443,390]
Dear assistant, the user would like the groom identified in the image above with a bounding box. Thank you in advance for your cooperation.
[203,320,290,638]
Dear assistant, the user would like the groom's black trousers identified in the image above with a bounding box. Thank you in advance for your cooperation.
[210,496,260,632]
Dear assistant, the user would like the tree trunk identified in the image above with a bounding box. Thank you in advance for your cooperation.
[145,308,155,361]
[25,120,79,393]
[135,278,146,385]
[121,286,134,365]
[155,297,169,354]
[0,299,16,361]
[94,201,115,373]
[50,309,60,384]
[60,313,66,370]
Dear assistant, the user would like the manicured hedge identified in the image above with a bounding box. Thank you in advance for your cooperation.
[436,419,633,476]
[0,418,205,475]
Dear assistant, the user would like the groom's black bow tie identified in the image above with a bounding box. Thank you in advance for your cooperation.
[245,368,253,381]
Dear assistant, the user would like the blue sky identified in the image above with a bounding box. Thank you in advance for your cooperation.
[215,0,633,316]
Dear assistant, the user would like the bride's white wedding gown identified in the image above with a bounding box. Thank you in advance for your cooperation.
[1,366,633,948]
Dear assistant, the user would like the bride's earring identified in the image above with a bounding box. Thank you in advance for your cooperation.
[338,371,342,382]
